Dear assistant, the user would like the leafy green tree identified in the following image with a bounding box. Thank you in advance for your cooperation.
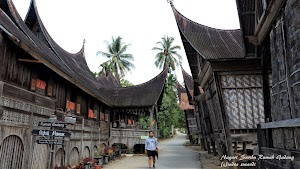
[158,73,186,138]
[119,75,134,87]
[139,116,150,129]
[120,79,134,87]
[96,36,135,76]
[152,35,182,71]
[99,61,113,76]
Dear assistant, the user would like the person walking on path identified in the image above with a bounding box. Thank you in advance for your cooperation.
[145,131,158,168]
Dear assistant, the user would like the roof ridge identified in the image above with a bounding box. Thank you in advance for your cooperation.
[107,68,168,90]
[171,3,245,60]
[171,3,240,32]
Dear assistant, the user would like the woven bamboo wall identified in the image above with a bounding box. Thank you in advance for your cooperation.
[220,74,265,129]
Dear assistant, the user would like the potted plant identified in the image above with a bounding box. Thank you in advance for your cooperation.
[94,147,104,167]
[75,163,84,169]
[111,145,117,160]
[103,147,109,164]
[82,158,92,169]
[107,147,114,161]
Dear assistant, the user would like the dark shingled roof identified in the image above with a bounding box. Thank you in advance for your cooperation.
[101,68,168,107]
[171,2,245,60]
[0,0,168,108]
[27,0,102,89]
[0,0,113,106]
[181,67,194,97]
[176,82,186,102]
[97,71,121,88]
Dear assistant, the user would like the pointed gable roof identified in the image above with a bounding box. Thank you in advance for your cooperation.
[176,81,194,110]
[181,67,194,97]
[0,0,112,105]
[96,70,121,88]
[171,2,245,60]
[0,0,168,108]
[102,68,168,107]
[176,82,186,102]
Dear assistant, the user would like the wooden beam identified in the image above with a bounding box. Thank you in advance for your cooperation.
[210,59,262,71]
[261,117,300,129]
[248,0,286,45]
[241,11,255,15]
[197,62,213,88]
[18,58,41,63]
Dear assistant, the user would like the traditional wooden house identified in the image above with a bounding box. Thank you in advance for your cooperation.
[0,0,167,168]
[176,81,197,144]
[236,0,300,168]
[180,68,215,154]
[103,69,167,152]
[171,2,265,157]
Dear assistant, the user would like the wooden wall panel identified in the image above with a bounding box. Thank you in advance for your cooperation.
[30,144,48,169]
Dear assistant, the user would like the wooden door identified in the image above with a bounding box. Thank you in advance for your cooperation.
[0,135,24,169]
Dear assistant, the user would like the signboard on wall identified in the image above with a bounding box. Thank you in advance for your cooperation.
[38,122,67,128]
[36,138,64,145]
[31,129,71,138]
[141,136,148,139]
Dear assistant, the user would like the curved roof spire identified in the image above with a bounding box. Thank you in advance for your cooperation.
[30,0,101,87]
[1,0,113,105]
[181,67,194,97]
[171,3,245,60]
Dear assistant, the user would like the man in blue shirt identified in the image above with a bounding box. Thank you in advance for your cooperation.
[145,131,158,168]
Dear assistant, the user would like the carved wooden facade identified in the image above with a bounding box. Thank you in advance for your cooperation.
[236,0,300,168]
[171,2,265,158]
[0,0,168,168]
[176,82,199,144]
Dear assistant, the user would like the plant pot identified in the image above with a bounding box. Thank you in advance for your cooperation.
[103,156,109,165]
[94,165,101,169]
[96,158,103,166]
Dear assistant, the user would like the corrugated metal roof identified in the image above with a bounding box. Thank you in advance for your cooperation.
[171,3,245,60]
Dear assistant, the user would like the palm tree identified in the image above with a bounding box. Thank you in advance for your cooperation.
[152,35,182,71]
[96,36,135,76]
[99,61,113,76]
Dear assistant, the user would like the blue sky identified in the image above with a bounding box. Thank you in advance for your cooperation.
[12,0,240,85]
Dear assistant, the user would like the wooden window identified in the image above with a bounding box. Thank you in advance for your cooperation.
[88,109,94,119]
[100,107,105,121]
[30,78,37,91]
[47,78,54,97]
[76,96,81,114]
[35,79,46,95]
[101,113,105,121]
[94,109,98,120]
[94,103,99,120]
[47,83,53,96]
[105,113,108,121]
[30,71,50,96]
[66,92,77,113]
[30,73,38,91]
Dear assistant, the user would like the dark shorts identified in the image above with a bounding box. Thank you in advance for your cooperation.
[147,150,156,157]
